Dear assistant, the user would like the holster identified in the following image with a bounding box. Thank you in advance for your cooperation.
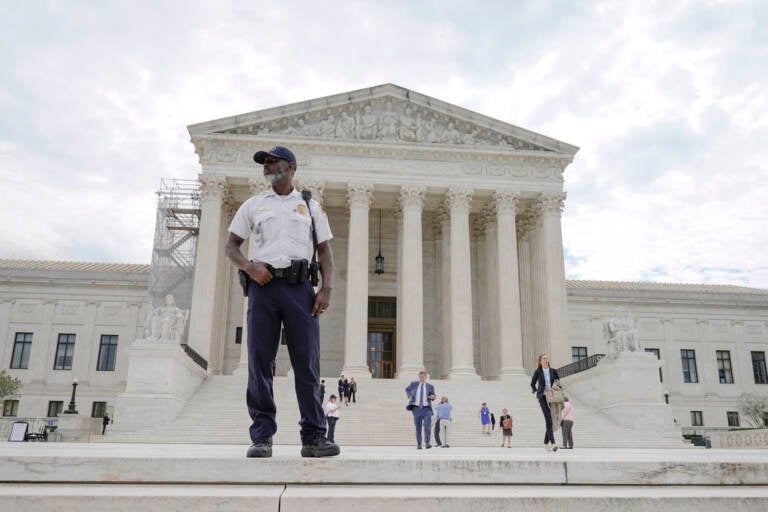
[238,269,249,297]
[286,259,309,285]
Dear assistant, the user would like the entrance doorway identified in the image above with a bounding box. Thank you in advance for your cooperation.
[368,297,396,379]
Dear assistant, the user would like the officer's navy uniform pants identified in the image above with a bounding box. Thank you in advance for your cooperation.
[246,278,326,444]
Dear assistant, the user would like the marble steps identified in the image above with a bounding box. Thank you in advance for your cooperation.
[2,443,767,512]
[104,375,683,448]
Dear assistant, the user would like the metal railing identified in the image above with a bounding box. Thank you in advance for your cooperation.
[181,343,208,371]
[558,354,605,379]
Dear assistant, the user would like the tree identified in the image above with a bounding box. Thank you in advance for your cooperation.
[0,369,22,414]
[738,393,768,428]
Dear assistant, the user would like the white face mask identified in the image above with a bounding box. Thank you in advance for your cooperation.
[264,168,285,184]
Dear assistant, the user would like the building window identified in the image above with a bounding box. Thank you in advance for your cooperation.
[10,332,33,369]
[571,346,588,362]
[680,349,698,383]
[235,327,242,345]
[96,335,118,371]
[716,350,734,384]
[645,348,662,382]
[727,411,740,427]
[91,401,107,418]
[690,410,703,427]
[752,351,768,385]
[47,401,64,417]
[3,399,19,417]
[53,333,76,370]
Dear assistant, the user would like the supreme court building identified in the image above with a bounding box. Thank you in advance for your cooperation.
[186,83,577,381]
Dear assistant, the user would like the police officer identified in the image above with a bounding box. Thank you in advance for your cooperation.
[225,145,338,458]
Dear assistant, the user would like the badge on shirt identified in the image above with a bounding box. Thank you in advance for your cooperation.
[296,204,309,215]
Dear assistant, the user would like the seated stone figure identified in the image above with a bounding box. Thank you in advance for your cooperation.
[603,307,640,356]
[144,294,189,343]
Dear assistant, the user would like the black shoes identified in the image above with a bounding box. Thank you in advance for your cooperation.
[246,437,273,458]
[301,436,340,458]
[425,444,432,449]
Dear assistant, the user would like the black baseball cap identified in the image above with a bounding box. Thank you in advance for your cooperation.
[253,146,297,170]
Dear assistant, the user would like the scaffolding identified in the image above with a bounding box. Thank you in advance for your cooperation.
[148,178,201,311]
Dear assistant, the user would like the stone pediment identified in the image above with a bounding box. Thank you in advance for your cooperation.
[188,84,578,155]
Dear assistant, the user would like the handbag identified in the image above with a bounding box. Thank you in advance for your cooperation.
[545,387,565,404]
[502,417,513,429]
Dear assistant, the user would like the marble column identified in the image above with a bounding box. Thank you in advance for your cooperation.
[480,205,503,379]
[395,207,403,374]
[494,191,525,377]
[517,215,535,373]
[187,173,227,370]
[342,183,374,379]
[438,210,452,378]
[397,185,427,378]
[529,193,569,367]
[236,179,271,374]
[209,197,235,375]
[446,188,479,379]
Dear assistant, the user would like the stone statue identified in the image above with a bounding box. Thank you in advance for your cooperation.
[144,294,189,343]
[603,307,640,357]
[398,106,419,142]
[356,104,378,140]
[378,101,398,141]
[335,111,356,138]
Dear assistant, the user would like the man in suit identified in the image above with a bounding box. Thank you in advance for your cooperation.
[405,370,436,449]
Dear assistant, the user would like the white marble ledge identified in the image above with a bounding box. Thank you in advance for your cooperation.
[281,485,768,512]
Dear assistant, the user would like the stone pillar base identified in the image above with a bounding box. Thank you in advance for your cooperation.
[113,339,207,431]
[561,351,676,433]
[448,367,480,380]
[341,365,373,380]
[56,415,96,442]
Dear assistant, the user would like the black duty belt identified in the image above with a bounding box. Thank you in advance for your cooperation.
[267,265,290,278]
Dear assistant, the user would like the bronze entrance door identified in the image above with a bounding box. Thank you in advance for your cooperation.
[368,297,396,379]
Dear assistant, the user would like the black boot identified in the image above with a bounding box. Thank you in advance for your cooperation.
[246,437,273,458]
[301,436,340,458]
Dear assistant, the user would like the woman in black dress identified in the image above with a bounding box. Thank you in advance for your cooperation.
[530,354,561,452]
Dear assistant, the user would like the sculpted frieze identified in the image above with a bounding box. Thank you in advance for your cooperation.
[215,97,550,151]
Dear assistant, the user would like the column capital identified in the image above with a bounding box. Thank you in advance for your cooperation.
[296,179,326,204]
[398,184,426,211]
[444,187,473,212]
[346,183,374,209]
[199,174,228,202]
[248,178,271,197]
[493,191,520,214]
[535,192,567,215]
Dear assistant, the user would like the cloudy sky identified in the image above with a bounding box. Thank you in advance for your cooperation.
[1,1,766,288]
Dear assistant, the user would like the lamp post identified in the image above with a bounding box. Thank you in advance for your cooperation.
[63,378,79,414]
[374,209,385,274]
[663,390,670,405]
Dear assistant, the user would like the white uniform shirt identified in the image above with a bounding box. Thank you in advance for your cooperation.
[228,188,333,269]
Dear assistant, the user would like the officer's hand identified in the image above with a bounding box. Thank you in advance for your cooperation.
[246,262,272,286]
[312,288,331,317]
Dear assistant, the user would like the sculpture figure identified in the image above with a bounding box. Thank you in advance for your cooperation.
[335,111,356,138]
[144,294,189,343]
[603,306,640,357]
[356,104,378,139]
[378,101,398,141]
[398,106,419,142]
